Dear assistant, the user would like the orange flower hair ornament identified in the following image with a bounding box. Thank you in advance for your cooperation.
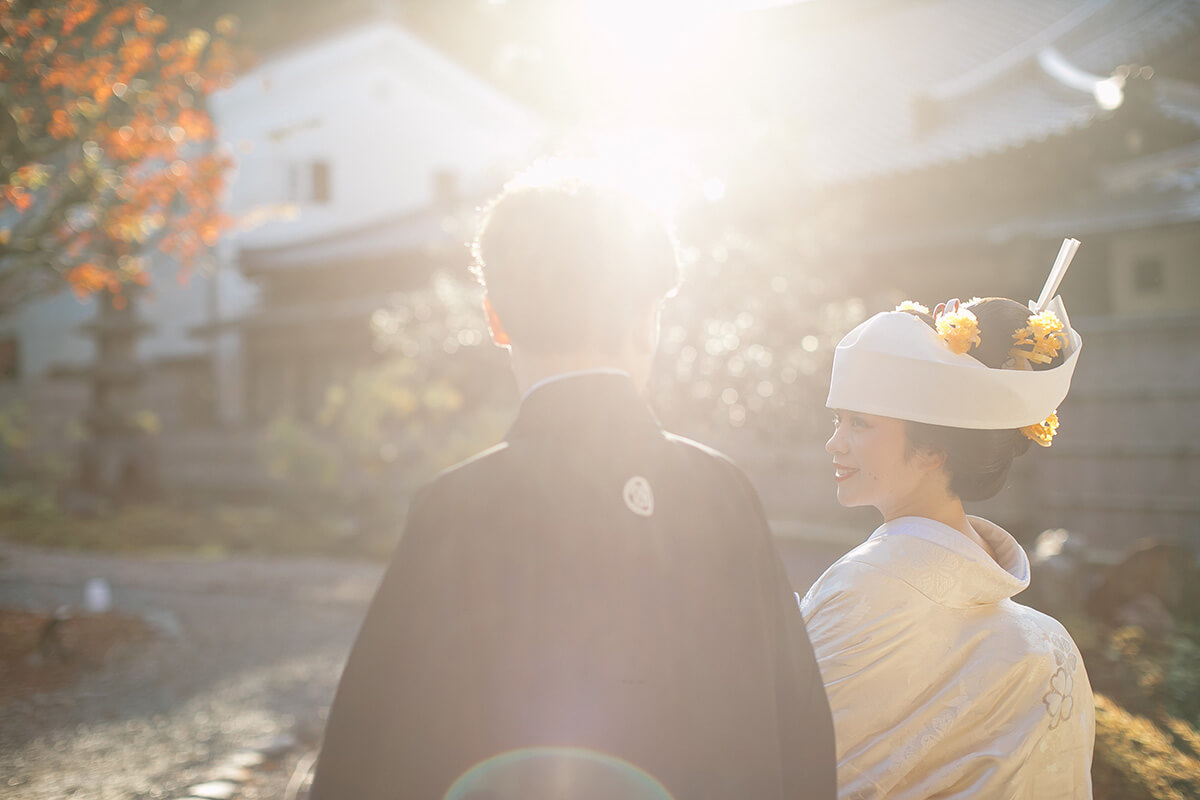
[1009,310,1067,446]
[932,299,981,355]
[1021,412,1059,448]
[895,300,929,315]
[1011,310,1066,367]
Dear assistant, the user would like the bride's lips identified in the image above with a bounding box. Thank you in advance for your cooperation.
[833,463,858,482]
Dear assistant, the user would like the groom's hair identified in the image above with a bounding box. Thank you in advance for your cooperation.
[472,162,680,356]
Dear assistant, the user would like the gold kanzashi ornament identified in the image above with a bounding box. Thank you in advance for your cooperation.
[935,307,981,355]
[1021,412,1059,447]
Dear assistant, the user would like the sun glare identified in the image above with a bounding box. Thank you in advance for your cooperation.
[571,0,740,120]
[502,129,697,222]
[540,1,790,211]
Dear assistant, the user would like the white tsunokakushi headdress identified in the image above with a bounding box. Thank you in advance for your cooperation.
[826,239,1084,446]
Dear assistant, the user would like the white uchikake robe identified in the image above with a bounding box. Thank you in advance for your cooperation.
[801,515,1094,800]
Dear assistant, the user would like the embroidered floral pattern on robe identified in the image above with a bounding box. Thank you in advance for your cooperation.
[802,515,1096,800]
[1044,633,1079,729]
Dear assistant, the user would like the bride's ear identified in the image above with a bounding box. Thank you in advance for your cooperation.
[910,445,947,473]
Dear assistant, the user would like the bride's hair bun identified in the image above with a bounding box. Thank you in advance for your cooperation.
[898,297,1064,501]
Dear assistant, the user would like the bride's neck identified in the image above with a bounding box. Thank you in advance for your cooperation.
[882,488,995,560]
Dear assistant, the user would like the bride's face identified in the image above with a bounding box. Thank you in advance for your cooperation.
[825,410,939,519]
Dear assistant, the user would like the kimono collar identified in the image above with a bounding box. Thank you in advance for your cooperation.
[521,368,632,402]
[858,515,1031,607]
[506,371,662,445]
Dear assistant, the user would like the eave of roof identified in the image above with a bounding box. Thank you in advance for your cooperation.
[190,295,386,336]
[237,206,470,275]
[757,0,1200,186]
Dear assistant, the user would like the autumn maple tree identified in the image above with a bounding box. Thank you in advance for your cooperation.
[0,0,238,312]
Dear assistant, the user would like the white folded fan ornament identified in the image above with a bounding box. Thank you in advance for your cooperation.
[827,239,1083,430]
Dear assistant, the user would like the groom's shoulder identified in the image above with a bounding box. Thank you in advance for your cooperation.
[400,442,516,533]
[661,431,760,495]
[662,430,735,464]
[423,441,513,491]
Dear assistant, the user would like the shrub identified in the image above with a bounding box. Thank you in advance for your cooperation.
[1089,624,1200,728]
[1093,693,1200,800]
[0,482,58,523]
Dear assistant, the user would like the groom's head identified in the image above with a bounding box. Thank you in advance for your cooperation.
[471,164,680,375]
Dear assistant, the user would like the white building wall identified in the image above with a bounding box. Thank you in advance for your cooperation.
[213,23,541,249]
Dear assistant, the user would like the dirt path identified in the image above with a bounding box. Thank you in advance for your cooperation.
[0,543,384,800]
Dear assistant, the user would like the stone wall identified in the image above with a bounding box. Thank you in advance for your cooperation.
[1033,311,1200,554]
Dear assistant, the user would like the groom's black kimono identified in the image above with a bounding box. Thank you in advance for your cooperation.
[310,373,835,799]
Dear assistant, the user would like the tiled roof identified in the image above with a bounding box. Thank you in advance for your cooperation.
[760,0,1200,184]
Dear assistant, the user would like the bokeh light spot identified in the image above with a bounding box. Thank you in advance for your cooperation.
[729,404,746,426]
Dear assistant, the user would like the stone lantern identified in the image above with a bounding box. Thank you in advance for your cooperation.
[75,288,157,501]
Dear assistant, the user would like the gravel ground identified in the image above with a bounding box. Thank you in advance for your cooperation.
[0,537,843,800]
[0,543,384,800]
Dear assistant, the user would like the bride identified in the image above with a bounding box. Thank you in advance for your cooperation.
[802,243,1095,799]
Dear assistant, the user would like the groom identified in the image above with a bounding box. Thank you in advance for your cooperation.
[309,165,835,799]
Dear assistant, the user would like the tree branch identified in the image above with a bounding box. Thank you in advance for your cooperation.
[0,256,69,317]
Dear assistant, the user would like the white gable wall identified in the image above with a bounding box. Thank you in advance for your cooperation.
[214,23,541,248]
